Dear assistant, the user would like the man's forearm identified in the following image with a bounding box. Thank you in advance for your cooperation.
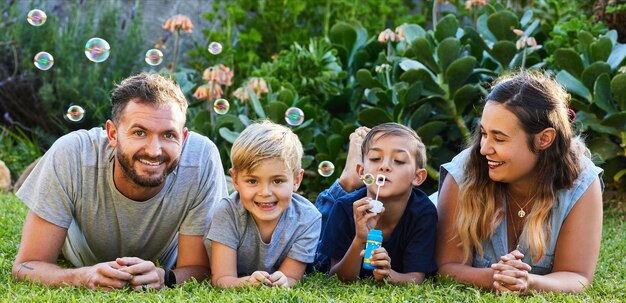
[12,261,84,287]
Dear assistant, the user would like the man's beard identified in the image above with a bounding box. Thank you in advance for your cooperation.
[116,149,178,187]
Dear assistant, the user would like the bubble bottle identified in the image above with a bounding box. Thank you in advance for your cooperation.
[362,229,383,270]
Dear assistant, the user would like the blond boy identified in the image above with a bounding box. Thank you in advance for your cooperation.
[205,121,321,287]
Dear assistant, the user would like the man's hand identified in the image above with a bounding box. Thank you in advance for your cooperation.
[78,261,133,290]
[115,257,163,291]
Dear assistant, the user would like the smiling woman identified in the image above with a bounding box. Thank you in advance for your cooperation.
[435,71,604,293]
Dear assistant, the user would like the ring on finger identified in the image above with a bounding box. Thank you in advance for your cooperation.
[141,284,148,291]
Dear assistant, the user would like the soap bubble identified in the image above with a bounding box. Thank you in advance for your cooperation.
[318,161,335,177]
[208,42,222,55]
[144,49,163,66]
[361,173,375,186]
[285,107,304,126]
[213,99,229,115]
[84,38,111,63]
[27,9,47,26]
[33,52,54,70]
[65,105,85,122]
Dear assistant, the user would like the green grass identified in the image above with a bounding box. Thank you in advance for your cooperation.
[1,192,624,302]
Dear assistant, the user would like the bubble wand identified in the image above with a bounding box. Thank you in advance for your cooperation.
[361,173,385,213]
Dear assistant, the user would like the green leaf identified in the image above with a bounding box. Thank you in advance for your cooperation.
[218,127,240,144]
[593,74,617,113]
[520,10,533,27]
[575,111,619,135]
[587,136,621,161]
[614,168,626,183]
[476,13,498,43]
[416,121,447,144]
[446,56,477,96]
[462,26,490,52]
[608,44,626,71]
[435,14,459,42]
[399,59,437,80]
[409,103,433,129]
[611,73,626,109]
[405,82,423,105]
[315,135,328,154]
[277,89,295,105]
[358,108,392,127]
[577,31,595,61]
[327,134,344,158]
[454,84,481,114]
[330,22,368,67]
[400,68,445,95]
[590,37,612,63]
[301,155,314,169]
[581,62,611,91]
[216,113,245,131]
[554,48,584,78]
[601,111,626,128]
[399,24,426,43]
[192,109,212,133]
[265,101,289,124]
[555,70,592,102]
[411,37,440,73]
[247,87,266,119]
[487,11,519,41]
[356,69,384,89]
[437,38,461,78]
[490,40,517,69]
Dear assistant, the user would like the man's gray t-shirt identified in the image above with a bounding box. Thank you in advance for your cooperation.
[205,192,321,276]
[16,127,228,267]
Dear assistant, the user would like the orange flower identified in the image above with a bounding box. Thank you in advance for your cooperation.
[465,0,487,10]
[202,64,234,86]
[377,28,397,43]
[512,28,524,36]
[248,77,268,96]
[193,83,223,101]
[394,25,406,42]
[232,77,268,102]
[193,85,209,100]
[162,15,193,33]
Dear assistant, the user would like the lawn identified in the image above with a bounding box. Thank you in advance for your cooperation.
[0,191,624,302]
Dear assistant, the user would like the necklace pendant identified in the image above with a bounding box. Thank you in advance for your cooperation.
[518,209,526,218]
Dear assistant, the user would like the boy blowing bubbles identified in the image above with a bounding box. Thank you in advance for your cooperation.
[205,121,321,288]
[317,123,438,283]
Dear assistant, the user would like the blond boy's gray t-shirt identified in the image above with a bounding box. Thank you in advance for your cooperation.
[16,127,228,267]
[205,192,321,276]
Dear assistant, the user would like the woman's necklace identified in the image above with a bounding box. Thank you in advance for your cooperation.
[507,200,521,250]
[506,191,534,218]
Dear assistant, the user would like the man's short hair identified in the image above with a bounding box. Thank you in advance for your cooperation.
[110,72,188,123]
[231,120,303,175]
[361,123,427,169]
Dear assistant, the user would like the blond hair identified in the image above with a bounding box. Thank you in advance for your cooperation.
[457,71,585,263]
[231,120,303,175]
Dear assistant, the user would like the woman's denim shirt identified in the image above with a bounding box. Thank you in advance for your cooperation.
[439,148,603,275]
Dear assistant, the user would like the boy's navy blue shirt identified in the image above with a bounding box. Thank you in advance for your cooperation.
[317,183,438,278]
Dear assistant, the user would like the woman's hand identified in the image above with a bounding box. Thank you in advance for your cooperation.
[491,250,532,293]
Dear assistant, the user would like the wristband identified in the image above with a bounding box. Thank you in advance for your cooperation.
[164,267,177,288]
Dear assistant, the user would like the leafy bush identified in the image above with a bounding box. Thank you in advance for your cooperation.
[0,0,146,140]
